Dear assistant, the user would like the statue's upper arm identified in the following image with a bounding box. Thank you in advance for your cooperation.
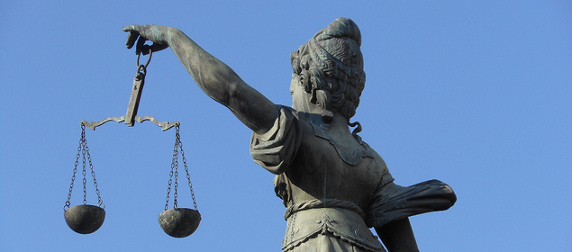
[225,79,280,134]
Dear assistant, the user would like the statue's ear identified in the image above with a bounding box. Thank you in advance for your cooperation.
[314,89,328,108]
[315,90,334,124]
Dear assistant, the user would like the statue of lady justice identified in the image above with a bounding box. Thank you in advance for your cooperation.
[123,18,456,252]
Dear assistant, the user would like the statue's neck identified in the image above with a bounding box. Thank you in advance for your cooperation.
[302,109,351,135]
[327,112,352,134]
[292,96,352,134]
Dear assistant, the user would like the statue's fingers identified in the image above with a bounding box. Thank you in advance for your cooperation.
[150,43,169,52]
[121,25,138,32]
[135,36,147,55]
[140,45,152,55]
[125,31,139,49]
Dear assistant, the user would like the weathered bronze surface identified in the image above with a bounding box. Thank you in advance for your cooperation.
[122,18,456,251]
[158,208,201,238]
[64,205,105,234]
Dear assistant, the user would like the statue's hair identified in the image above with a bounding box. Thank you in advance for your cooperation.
[290,17,366,120]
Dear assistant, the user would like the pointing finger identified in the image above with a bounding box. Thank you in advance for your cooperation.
[122,25,137,31]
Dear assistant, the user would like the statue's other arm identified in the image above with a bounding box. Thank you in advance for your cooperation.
[123,25,279,134]
[376,218,420,252]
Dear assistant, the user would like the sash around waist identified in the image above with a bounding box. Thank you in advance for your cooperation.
[284,199,367,220]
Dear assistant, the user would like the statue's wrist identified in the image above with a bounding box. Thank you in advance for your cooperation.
[149,26,171,44]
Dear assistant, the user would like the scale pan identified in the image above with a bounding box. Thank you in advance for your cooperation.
[159,208,201,238]
[64,205,105,234]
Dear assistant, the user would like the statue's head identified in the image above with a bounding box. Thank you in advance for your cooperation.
[290,17,366,120]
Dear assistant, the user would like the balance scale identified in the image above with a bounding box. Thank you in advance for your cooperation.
[63,50,200,238]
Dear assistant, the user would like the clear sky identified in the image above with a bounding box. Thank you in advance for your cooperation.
[1,1,570,251]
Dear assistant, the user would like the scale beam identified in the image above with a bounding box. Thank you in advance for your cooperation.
[81,116,179,131]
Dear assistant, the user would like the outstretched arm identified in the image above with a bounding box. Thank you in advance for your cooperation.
[123,25,279,134]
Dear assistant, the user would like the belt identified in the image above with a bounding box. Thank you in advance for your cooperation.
[284,199,366,220]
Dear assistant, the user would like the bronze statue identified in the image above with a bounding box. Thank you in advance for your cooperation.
[123,17,456,252]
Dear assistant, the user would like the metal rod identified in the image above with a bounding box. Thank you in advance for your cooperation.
[125,50,152,126]
[125,67,146,126]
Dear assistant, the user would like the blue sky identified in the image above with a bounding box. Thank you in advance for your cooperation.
[1,1,571,251]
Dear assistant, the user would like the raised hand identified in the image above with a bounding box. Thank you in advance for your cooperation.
[122,25,170,55]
